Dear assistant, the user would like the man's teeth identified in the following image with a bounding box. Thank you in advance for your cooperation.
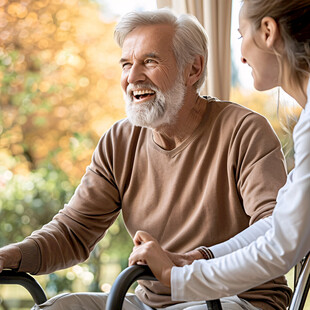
[133,89,155,97]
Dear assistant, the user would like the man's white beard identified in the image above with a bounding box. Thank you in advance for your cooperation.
[124,74,186,129]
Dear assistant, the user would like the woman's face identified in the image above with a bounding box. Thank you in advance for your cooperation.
[238,5,280,91]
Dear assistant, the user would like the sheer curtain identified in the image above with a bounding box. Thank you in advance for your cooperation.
[157,0,232,100]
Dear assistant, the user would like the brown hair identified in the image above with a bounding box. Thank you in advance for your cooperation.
[242,0,310,91]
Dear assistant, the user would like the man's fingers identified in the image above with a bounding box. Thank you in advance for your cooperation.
[133,230,144,246]
[129,242,153,266]
[136,260,147,265]
[129,258,147,266]
[133,230,154,246]
[129,252,146,266]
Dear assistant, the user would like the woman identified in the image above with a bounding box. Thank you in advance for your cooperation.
[129,0,310,301]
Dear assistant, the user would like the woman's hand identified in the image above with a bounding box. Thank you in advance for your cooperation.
[129,231,174,287]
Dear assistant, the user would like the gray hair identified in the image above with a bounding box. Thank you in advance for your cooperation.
[114,8,208,92]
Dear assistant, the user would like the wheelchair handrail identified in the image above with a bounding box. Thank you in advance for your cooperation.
[0,254,309,310]
[289,252,310,310]
[106,264,222,310]
[205,300,223,310]
[106,265,155,310]
[0,270,47,305]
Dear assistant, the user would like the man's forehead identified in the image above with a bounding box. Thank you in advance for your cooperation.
[123,24,174,44]
[121,24,175,57]
[131,23,174,33]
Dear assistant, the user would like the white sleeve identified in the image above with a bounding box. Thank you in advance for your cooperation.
[209,216,272,257]
[171,89,310,302]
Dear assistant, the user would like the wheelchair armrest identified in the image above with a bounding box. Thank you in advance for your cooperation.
[0,270,47,305]
[106,265,156,310]
[289,252,310,310]
[106,265,222,310]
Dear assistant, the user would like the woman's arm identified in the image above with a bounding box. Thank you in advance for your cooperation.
[209,216,272,257]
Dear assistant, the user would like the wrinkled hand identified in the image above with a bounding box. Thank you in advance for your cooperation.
[165,249,203,267]
[0,245,21,273]
[129,231,174,287]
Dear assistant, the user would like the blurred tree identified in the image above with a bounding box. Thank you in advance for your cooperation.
[0,0,126,179]
[0,164,76,246]
[0,0,132,297]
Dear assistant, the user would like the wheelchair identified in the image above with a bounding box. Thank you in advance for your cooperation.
[0,252,309,310]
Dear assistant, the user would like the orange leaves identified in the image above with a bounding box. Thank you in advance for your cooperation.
[7,2,28,19]
[0,0,125,181]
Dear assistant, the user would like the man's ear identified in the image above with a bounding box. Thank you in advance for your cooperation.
[260,16,280,48]
[184,55,204,87]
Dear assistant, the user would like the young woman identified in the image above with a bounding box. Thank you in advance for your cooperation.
[129,0,310,301]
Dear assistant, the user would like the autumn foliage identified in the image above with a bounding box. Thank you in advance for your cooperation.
[0,0,125,180]
[0,0,131,296]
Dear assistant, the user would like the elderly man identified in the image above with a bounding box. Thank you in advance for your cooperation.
[0,8,291,310]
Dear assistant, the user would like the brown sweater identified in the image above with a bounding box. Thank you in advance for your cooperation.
[17,97,292,309]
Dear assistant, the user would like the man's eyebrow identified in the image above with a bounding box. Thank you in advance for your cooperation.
[119,53,161,64]
[119,57,128,64]
[144,52,160,59]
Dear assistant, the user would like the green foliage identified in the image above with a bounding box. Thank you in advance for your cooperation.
[46,273,73,296]
[0,164,133,294]
[0,164,76,247]
[84,216,133,292]
[0,50,51,130]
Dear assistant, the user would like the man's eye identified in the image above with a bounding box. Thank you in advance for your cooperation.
[145,59,156,64]
[122,63,131,69]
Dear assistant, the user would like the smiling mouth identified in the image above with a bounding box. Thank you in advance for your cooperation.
[132,89,155,101]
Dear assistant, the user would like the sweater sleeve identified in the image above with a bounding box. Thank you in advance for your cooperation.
[16,133,122,275]
[229,111,287,224]
[205,109,285,258]
[171,94,310,301]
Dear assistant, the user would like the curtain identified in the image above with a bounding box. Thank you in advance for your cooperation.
[157,0,232,100]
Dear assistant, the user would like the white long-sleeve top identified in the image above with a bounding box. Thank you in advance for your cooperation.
[209,216,272,257]
[171,80,310,301]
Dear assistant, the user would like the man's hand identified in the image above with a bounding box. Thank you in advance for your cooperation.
[165,249,204,267]
[0,244,22,273]
[129,231,174,287]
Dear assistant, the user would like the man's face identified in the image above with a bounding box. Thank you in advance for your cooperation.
[120,24,186,128]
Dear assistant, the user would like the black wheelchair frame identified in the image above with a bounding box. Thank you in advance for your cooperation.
[0,252,309,310]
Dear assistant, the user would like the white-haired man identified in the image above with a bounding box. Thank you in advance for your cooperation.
[0,9,291,310]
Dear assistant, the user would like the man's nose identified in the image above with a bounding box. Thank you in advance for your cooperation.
[127,63,146,84]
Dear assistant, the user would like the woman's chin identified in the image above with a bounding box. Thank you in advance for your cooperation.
[253,81,274,92]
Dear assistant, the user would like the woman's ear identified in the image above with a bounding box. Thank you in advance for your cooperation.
[184,55,204,87]
[260,16,280,48]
